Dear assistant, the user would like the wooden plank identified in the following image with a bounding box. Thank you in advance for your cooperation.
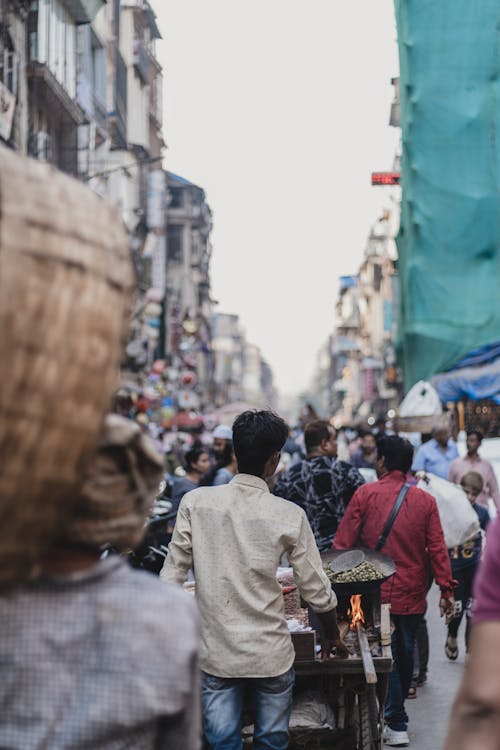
[294,657,393,676]
[380,603,392,658]
[339,621,350,641]
[356,622,378,684]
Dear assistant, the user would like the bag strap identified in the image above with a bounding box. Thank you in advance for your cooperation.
[375,483,411,552]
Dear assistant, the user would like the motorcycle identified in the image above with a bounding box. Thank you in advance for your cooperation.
[128,478,177,574]
[102,477,177,574]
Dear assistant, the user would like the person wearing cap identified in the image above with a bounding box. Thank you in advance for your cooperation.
[208,425,238,486]
[0,416,201,750]
[212,425,233,459]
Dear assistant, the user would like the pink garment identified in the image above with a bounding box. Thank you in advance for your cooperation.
[473,515,500,624]
[448,455,500,509]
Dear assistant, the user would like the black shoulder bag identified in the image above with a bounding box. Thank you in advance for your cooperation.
[375,483,411,552]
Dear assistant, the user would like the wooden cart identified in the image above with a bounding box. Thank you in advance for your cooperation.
[290,602,392,750]
[286,549,396,749]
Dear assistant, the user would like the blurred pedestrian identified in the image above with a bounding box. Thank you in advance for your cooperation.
[172,446,211,508]
[445,471,490,660]
[212,424,233,462]
[0,415,200,750]
[443,515,500,750]
[200,427,238,487]
[274,420,364,551]
[334,436,455,747]
[350,430,378,469]
[412,421,458,479]
[448,430,500,511]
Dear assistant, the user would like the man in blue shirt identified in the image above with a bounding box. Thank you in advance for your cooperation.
[412,423,459,479]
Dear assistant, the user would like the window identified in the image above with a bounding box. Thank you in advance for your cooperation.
[373,263,383,291]
[169,187,184,209]
[167,224,183,263]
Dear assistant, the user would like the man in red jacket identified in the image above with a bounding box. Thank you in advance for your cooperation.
[334,436,455,747]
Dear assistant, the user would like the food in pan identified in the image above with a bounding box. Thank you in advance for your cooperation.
[325,560,385,584]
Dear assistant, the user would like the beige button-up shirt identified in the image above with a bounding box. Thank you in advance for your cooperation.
[161,473,337,678]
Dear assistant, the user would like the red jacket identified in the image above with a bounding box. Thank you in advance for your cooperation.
[333,471,454,615]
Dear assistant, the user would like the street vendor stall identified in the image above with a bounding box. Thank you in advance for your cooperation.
[183,548,394,749]
[282,549,394,750]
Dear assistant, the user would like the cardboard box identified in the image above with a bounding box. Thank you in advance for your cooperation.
[291,630,316,661]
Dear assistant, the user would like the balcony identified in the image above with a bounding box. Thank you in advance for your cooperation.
[133,38,152,84]
[27,63,85,126]
[65,0,107,24]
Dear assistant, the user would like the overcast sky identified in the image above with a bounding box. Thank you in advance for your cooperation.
[151,1,400,397]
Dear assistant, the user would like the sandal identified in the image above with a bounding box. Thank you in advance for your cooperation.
[407,686,417,699]
[445,639,458,661]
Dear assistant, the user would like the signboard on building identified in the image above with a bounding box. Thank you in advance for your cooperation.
[147,169,166,229]
[0,81,15,142]
[371,172,401,186]
[150,234,166,292]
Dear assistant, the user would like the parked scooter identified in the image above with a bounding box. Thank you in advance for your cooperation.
[128,478,176,574]
[102,477,177,574]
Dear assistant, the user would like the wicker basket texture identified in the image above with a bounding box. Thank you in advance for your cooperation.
[0,146,134,586]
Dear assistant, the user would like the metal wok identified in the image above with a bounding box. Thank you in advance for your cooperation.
[321,547,396,596]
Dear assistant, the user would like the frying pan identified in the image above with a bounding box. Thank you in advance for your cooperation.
[321,547,396,596]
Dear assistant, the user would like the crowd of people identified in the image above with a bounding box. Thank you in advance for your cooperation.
[147,413,500,748]
[3,404,500,749]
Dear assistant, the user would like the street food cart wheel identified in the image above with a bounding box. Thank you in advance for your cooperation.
[358,685,381,750]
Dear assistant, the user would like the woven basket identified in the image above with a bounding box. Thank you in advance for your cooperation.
[0,146,134,587]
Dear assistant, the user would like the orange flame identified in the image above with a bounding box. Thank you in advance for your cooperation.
[348,594,365,630]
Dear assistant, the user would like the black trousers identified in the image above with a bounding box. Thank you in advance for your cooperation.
[448,563,477,646]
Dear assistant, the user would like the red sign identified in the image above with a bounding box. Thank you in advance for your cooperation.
[371,172,401,186]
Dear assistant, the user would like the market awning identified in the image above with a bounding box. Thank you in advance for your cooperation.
[168,412,204,430]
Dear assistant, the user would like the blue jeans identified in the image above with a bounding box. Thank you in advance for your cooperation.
[202,668,295,750]
[385,614,422,732]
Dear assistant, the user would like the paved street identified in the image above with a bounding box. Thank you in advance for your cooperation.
[406,584,465,749]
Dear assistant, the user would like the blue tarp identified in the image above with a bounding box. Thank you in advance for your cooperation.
[448,342,500,371]
[431,360,500,404]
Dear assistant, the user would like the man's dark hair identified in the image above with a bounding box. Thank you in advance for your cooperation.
[232,410,288,477]
[467,429,484,443]
[304,420,333,454]
[376,435,414,474]
[359,429,376,441]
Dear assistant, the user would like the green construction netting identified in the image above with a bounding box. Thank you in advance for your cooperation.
[394,1,500,390]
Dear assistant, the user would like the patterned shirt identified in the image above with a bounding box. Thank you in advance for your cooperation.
[274,456,365,551]
[0,557,200,750]
[162,474,336,679]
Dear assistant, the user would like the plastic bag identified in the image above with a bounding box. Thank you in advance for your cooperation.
[289,690,336,730]
[399,380,442,417]
[417,473,480,548]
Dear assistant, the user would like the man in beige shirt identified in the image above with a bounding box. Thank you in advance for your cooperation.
[162,409,347,750]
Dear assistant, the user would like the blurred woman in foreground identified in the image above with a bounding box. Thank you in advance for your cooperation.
[444,515,500,749]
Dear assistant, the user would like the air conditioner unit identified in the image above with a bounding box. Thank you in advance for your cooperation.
[36,131,51,162]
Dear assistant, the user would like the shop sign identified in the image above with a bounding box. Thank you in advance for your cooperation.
[178,390,200,410]
[0,81,15,141]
